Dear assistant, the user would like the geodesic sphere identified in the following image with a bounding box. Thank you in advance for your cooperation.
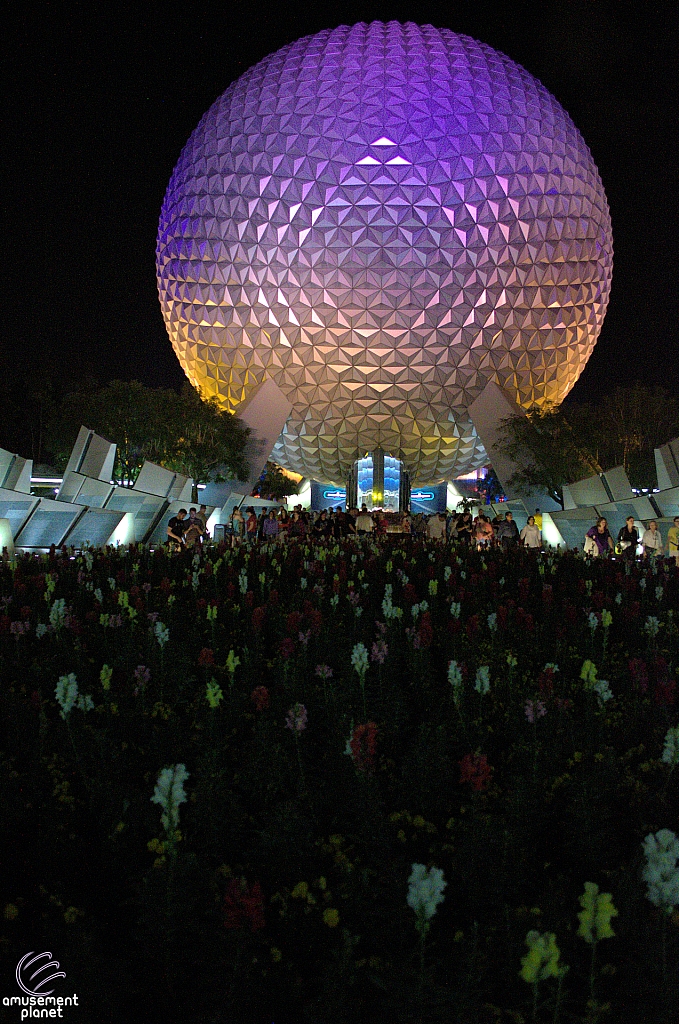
[157,21,612,486]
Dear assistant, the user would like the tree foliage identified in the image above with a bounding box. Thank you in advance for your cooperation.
[496,386,679,506]
[45,381,249,486]
[252,462,300,501]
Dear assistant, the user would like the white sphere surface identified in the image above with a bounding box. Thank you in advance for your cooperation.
[157,21,612,484]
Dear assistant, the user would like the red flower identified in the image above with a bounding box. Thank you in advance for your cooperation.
[251,686,270,710]
[417,610,433,648]
[268,589,279,606]
[286,611,303,635]
[459,753,493,792]
[279,637,295,660]
[198,647,215,667]
[224,878,265,932]
[245,590,254,608]
[629,657,648,694]
[466,614,479,639]
[349,721,378,773]
[403,583,418,605]
[251,606,266,633]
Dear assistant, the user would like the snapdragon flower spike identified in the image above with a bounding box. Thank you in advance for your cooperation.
[55,673,78,719]
[407,863,446,936]
[661,724,679,766]
[151,764,190,835]
[642,829,679,913]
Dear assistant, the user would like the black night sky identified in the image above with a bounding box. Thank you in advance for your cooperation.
[4,1,679,409]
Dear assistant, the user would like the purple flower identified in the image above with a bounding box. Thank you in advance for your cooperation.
[285,703,308,732]
[315,664,333,680]
[525,699,547,723]
[133,665,150,696]
[298,629,312,648]
[370,639,388,664]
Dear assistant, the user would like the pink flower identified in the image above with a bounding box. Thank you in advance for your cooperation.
[370,640,388,664]
[285,703,308,732]
[315,664,333,680]
[298,629,311,648]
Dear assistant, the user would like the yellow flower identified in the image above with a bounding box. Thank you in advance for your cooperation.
[63,906,80,924]
[412,815,426,828]
[316,876,327,891]
[291,881,309,900]
[270,947,282,962]
[323,908,340,928]
[577,882,617,943]
[3,904,19,920]
[397,829,406,843]
[520,931,564,983]
[580,660,597,686]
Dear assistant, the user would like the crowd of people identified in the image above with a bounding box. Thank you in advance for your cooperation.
[166,503,679,566]
[584,514,679,564]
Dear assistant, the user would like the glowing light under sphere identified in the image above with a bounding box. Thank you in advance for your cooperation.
[157,21,612,485]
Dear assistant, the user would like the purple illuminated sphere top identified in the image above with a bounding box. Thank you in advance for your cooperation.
[157,22,612,485]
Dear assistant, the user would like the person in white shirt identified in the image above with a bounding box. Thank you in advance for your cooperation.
[427,513,447,541]
[355,509,374,534]
[642,520,663,558]
[520,515,542,549]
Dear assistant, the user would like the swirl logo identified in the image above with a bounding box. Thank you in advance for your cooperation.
[16,952,66,996]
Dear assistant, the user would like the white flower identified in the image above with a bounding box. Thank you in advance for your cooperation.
[487,612,497,634]
[76,694,94,713]
[543,662,559,673]
[593,679,613,704]
[351,642,369,680]
[154,621,169,648]
[49,598,68,630]
[407,863,447,935]
[588,612,598,633]
[661,725,679,766]
[444,565,452,581]
[639,577,647,591]
[450,601,461,619]
[238,570,248,595]
[448,660,463,706]
[300,577,307,590]
[94,587,103,604]
[474,666,490,695]
[656,586,664,602]
[644,616,661,638]
[55,673,78,719]
[330,594,339,609]
[615,592,622,605]
[108,577,116,590]
[642,829,679,913]
[36,623,48,639]
[151,764,190,835]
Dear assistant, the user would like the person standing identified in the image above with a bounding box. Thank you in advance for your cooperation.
[496,511,520,551]
[427,512,447,541]
[245,508,259,545]
[520,515,542,550]
[616,516,638,562]
[475,514,494,550]
[167,508,187,551]
[585,517,614,557]
[642,520,663,559]
[262,509,279,540]
[667,516,679,567]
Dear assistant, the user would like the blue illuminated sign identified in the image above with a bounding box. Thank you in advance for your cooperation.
[323,489,346,501]
[411,490,435,502]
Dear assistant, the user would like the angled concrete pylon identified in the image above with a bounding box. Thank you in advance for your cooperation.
[468,380,561,513]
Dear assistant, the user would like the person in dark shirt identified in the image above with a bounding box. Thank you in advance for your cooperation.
[496,511,520,551]
[167,509,188,550]
[616,516,638,561]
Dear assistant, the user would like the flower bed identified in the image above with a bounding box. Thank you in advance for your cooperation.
[1,540,678,1023]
